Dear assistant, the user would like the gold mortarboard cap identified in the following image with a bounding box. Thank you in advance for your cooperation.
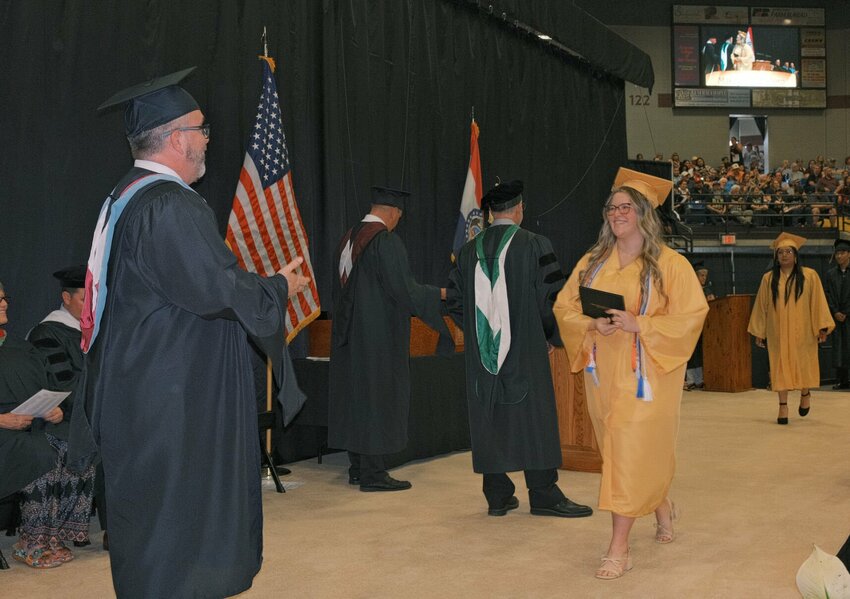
[611,167,673,208]
[771,232,806,250]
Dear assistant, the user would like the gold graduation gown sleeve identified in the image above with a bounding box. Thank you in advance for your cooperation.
[747,272,771,341]
[636,250,710,374]
[807,268,835,338]
[552,253,596,373]
[553,246,708,518]
[748,268,834,390]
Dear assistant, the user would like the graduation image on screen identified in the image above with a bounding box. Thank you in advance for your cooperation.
[700,25,800,88]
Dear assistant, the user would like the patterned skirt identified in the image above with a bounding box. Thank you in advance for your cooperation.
[19,433,95,546]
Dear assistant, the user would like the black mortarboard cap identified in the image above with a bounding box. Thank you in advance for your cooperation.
[52,265,86,289]
[98,67,199,138]
[692,260,708,272]
[835,239,850,251]
[482,180,524,212]
[371,186,409,210]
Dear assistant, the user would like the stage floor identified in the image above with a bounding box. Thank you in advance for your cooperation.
[3,387,849,598]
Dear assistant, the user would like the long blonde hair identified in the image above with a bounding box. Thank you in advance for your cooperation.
[580,186,668,306]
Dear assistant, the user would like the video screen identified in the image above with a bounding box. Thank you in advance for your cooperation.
[700,26,800,88]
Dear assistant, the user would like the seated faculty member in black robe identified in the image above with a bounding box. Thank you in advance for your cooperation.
[328,186,452,492]
[445,180,593,518]
[825,238,850,389]
[28,266,87,414]
[28,265,109,545]
[73,68,309,598]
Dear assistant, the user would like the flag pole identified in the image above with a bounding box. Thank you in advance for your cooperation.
[262,25,274,460]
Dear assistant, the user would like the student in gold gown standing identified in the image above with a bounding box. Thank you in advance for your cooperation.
[554,168,708,580]
[747,232,834,425]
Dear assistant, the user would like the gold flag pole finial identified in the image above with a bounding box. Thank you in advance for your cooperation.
[258,27,276,72]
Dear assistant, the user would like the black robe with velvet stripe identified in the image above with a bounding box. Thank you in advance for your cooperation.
[446,225,565,473]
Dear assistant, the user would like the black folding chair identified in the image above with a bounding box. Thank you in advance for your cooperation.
[0,493,22,570]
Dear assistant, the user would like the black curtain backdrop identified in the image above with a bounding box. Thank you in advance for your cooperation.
[0,0,630,338]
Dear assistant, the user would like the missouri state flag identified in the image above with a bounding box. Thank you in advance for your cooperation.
[451,119,484,261]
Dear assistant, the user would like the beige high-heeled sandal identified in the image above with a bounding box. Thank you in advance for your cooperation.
[654,498,679,544]
[596,548,633,580]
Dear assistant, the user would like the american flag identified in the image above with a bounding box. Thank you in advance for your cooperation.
[226,56,320,341]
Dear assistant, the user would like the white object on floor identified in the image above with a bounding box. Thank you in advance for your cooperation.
[796,544,850,599]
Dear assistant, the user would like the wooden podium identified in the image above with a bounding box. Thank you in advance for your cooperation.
[550,348,602,473]
[702,294,754,392]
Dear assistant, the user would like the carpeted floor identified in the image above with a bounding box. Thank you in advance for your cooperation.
[2,387,849,598]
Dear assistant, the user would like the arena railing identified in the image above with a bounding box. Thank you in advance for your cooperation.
[673,192,847,233]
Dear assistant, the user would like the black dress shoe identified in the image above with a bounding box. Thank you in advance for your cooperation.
[348,476,361,485]
[73,540,91,548]
[833,382,850,390]
[530,498,593,518]
[359,475,412,492]
[488,496,519,517]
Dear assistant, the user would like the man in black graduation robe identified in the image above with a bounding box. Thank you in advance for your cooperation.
[74,69,309,598]
[446,180,592,518]
[825,239,850,389]
[328,186,451,491]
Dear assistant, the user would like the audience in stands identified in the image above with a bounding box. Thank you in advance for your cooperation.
[649,151,850,230]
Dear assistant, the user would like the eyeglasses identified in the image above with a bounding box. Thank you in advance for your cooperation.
[161,123,210,139]
[605,203,633,216]
[775,248,795,256]
[0,296,9,304]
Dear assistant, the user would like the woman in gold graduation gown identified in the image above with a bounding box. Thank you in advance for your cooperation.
[554,169,708,580]
[747,233,834,424]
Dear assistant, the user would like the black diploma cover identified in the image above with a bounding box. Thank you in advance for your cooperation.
[579,286,626,319]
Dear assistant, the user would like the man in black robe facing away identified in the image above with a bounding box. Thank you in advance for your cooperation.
[825,238,850,389]
[446,180,592,518]
[328,186,451,492]
[74,68,309,598]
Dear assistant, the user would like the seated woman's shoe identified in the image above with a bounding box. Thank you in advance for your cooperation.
[596,549,632,580]
[799,392,811,417]
[777,402,788,425]
[655,498,679,544]
[48,542,74,564]
[11,542,63,569]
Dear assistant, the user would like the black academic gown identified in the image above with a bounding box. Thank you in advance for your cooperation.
[446,225,565,473]
[79,167,292,599]
[327,228,449,455]
[825,266,850,370]
[28,319,82,415]
[0,335,67,499]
